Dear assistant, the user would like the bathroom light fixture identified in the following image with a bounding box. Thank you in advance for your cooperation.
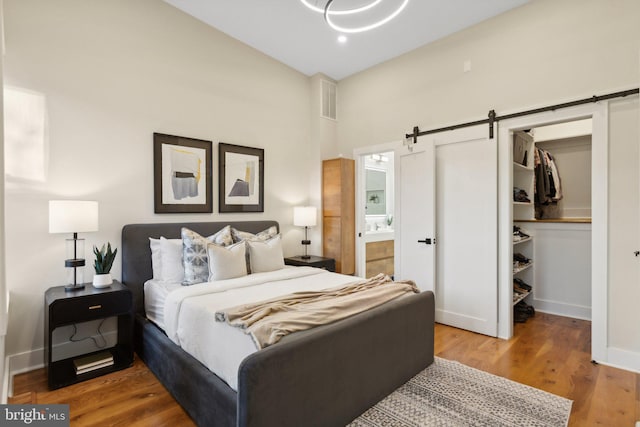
[301,0,410,34]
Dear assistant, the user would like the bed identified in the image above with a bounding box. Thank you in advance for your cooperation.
[121,221,435,427]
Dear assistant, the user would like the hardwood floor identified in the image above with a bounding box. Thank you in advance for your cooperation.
[436,312,639,426]
[10,312,640,426]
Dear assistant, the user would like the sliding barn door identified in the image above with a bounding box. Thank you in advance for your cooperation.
[396,124,497,336]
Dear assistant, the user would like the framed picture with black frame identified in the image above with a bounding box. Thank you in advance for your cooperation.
[153,133,213,213]
[218,143,264,213]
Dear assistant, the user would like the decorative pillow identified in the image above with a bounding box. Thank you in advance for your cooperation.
[247,235,285,274]
[207,241,247,281]
[160,237,184,283]
[181,226,233,285]
[231,226,278,243]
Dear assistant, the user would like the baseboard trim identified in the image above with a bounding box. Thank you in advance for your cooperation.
[533,298,591,321]
[6,348,44,398]
[602,347,640,374]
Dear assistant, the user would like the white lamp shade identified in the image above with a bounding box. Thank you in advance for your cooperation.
[293,206,317,227]
[49,200,99,233]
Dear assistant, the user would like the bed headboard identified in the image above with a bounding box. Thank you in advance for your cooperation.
[121,221,279,316]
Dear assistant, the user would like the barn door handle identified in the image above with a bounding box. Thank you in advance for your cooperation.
[417,238,434,245]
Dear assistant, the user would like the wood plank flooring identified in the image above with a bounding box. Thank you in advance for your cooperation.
[10,312,640,426]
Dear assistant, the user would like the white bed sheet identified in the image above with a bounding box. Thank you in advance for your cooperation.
[144,280,182,330]
[151,266,360,391]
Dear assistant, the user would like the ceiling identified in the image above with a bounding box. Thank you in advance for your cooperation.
[164,0,529,81]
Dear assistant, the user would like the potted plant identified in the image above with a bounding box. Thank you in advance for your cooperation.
[92,242,117,288]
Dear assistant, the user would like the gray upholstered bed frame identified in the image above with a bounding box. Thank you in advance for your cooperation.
[121,221,435,427]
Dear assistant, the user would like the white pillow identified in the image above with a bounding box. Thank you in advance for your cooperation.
[247,235,285,273]
[207,241,247,281]
[149,238,161,280]
[160,237,184,283]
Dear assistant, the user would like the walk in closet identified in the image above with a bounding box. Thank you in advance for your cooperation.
[511,119,592,324]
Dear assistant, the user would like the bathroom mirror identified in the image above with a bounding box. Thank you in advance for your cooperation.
[366,169,386,215]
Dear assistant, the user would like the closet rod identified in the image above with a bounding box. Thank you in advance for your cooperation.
[405,88,639,141]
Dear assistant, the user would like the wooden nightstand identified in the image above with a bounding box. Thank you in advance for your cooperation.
[284,255,336,272]
[44,280,134,390]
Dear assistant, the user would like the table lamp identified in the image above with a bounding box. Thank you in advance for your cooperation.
[49,200,99,291]
[293,206,317,259]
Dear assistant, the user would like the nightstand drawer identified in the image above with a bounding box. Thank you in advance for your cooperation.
[50,292,131,325]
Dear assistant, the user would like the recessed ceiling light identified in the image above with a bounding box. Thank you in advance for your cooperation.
[337,35,347,43]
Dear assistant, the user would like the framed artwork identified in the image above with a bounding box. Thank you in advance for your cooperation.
[218,143,264,213]
[153,133,213,213]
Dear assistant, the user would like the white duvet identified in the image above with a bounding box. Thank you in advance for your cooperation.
[156,266,360,391]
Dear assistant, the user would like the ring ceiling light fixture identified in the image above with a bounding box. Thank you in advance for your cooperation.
[300,0,384,15]
[301,0,410,34]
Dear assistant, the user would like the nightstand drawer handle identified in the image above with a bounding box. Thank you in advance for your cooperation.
[89,305,102,310]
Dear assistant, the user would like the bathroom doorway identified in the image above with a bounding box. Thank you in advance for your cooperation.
[354,143,399,278]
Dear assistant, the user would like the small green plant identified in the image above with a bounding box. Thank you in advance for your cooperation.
[93,243,117,274]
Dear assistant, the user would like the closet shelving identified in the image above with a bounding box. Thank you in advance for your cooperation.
[512,258,533,275]
[512,130,535,315]
[512,233,533,307]
[512,131,535,216]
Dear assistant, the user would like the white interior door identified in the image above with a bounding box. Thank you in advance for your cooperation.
[396,124,497,336]
[434,125,497,337]
[395,139,435,292]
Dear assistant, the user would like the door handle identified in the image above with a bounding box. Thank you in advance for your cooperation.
[417,238,434,245]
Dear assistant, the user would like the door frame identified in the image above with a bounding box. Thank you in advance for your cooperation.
[354,141,402,278]
[497,102,608,363]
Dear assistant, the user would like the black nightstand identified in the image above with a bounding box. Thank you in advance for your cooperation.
[44,280,134,390]
[285,255,336,272]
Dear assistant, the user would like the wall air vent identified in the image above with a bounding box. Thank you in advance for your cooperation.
[321,79,337,120]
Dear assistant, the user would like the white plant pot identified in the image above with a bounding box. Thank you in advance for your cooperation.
[93,273,112,288]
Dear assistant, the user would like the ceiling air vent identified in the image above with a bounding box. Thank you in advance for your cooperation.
[321,80,337,120]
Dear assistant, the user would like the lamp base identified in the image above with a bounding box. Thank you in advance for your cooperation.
[64,283,85,292]
[300,254,311,260]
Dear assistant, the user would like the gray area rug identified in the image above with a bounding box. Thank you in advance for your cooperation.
[349,357,572,427]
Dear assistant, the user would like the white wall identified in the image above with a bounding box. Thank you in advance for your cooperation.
[520,221,592,320]
[3,0,316,373]
[336,0,640,369]
[337,0,640,155]
[0,0,7,402]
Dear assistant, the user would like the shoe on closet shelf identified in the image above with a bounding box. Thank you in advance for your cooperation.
[513,187,531,203]
[515,301,535,317]
[514,311,529,323]
[513,253,531,263]
[512,225,530,242]
[513,278,532,291]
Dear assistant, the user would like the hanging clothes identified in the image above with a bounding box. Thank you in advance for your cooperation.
[534,147,562,206]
